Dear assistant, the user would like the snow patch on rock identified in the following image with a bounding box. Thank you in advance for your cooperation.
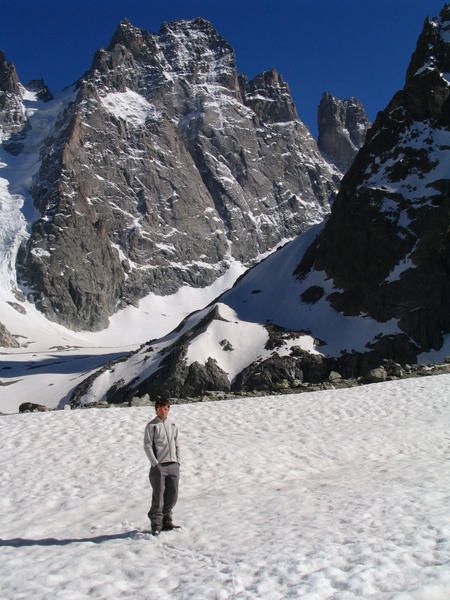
[100,89,161,126]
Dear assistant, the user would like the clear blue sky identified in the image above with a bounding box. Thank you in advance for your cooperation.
[0,0,444,137]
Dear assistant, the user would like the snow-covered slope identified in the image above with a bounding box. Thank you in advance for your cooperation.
[0,259,246,413]
[68,221,430,407]
[1,376,449,599]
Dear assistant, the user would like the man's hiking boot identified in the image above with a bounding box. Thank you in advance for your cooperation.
[162,519,180,531]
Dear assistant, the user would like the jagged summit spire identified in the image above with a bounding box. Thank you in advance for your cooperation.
[439,3,450,20]
[317,92,370,172]
[159,16,217,34]
[389,3,450,123]
[242,68,299,123]
[0,50,21,94]
[109,16,224,49]
[108,18,147,50]
[406,3,450,86]
[157,16,234,60]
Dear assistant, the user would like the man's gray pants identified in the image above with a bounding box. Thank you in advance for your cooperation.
[148,462,179,529]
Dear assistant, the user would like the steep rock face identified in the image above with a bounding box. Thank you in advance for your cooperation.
[0,51,26,154]
[298,5,450,354]
[16,18,338,330]
[318,92,370,172]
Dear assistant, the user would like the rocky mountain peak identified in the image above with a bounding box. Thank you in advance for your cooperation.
[318,92,370,172]
[0,51,27,153]
[296,4,450,358]
[407,5,450,83]
[392,4,450,123]
[108,18,147,51]
[159,16,217,36]
[242,68,298,123]
[0,50,21,95]
[90,17,239,96]
[14,17,338,331]
[25,79,53,102]
[157,17,237,90]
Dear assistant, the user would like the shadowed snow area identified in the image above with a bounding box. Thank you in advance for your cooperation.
[220,224,401,355]
[1,375,449,599]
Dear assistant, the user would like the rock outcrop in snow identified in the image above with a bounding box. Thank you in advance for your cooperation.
[12,18,339,331]
[317,92,370,172]
[0,320,18,347]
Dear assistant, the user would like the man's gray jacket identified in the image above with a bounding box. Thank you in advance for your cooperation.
[144,416,180,467]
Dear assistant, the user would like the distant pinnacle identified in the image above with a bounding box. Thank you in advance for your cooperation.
[0,50,21,94]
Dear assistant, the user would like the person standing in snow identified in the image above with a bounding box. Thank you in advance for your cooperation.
[144,399,180,536]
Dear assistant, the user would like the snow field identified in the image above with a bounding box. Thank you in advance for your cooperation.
[1,374,449,599]
[0,259,246,412]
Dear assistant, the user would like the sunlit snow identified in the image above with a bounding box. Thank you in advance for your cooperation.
[0,259,246,413]
[1,375,449,599]
[99,89,161,127]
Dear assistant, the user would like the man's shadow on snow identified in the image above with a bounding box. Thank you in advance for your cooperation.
[0,530,147,547]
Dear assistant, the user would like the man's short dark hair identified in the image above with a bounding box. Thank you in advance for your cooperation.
[155,399,170,408]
